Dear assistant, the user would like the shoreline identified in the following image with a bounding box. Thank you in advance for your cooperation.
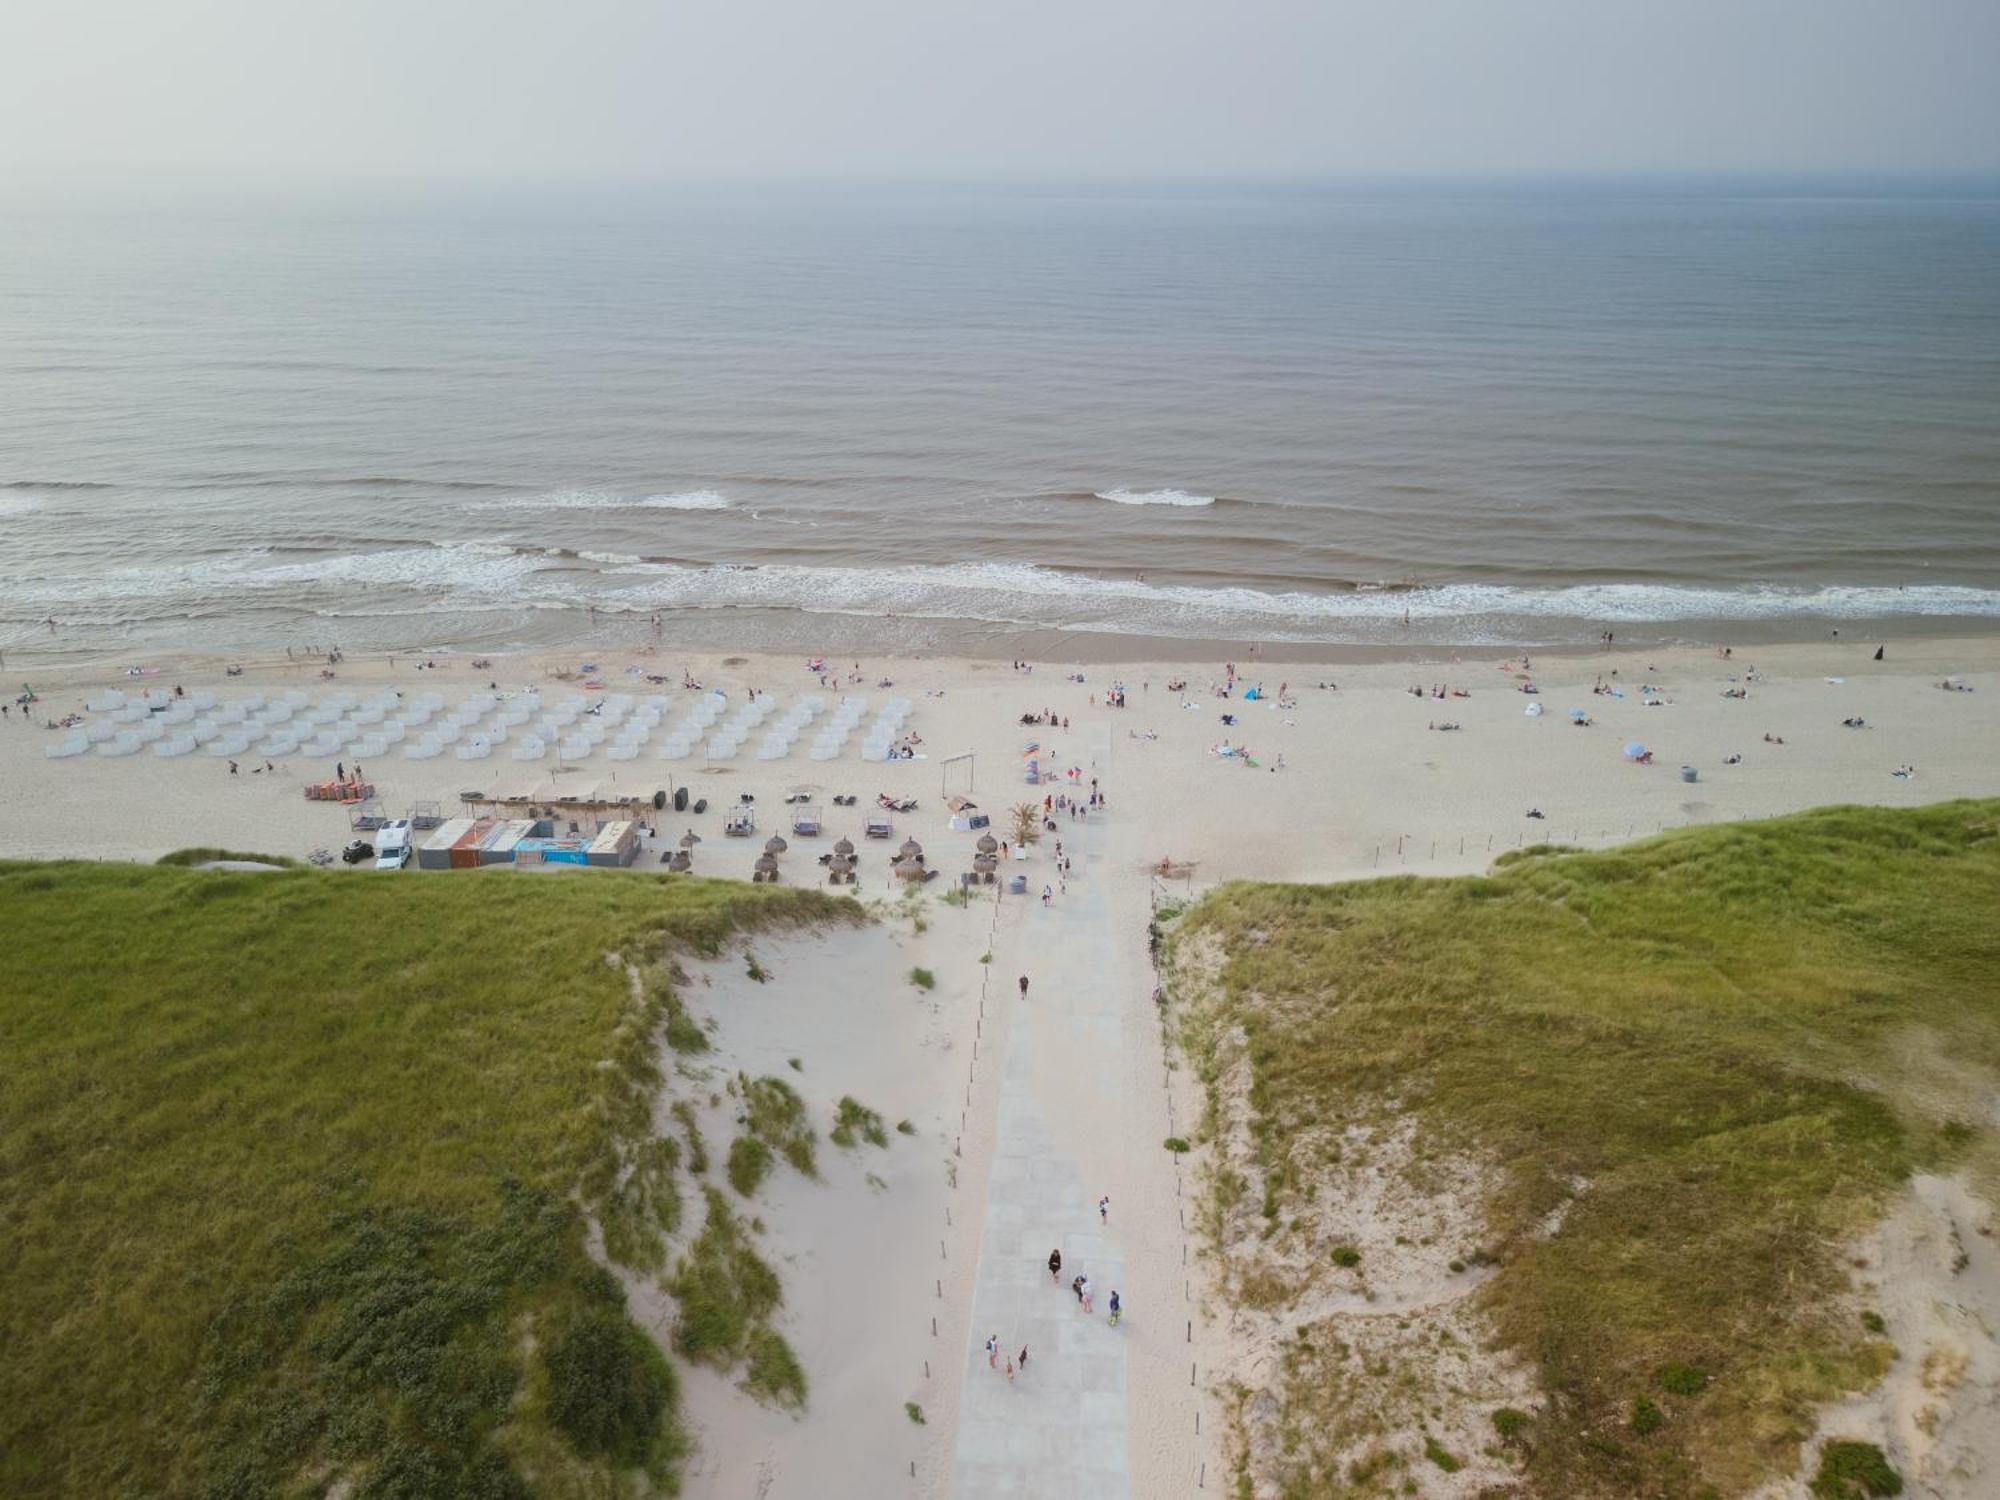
[9,608,2000,678]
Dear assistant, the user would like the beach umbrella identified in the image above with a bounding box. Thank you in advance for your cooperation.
[973,854,998,874]
[764,835,788,854]
[899,837,923,858]
[1623,741,1647,761]
[754,852,779,878]
[976,832,999,854]
[668,850,692,873]
[680,830,702,848]
[834,836,855,856]
[893,857,925,882]
[1568,708,1588,721]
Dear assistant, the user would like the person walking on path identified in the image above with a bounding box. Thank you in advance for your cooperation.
[1079,1275,1093,1314]
[1098,1195,1109,1224]
[1108,1290,1122,1327]
[986,1333,998,1370]
[1071,1275,1084,1304]
[1019,974,1030,1000]
[1004,1355,1015,1385]
[1019,1345,1029,1369]
[1048,1248,1062,1283]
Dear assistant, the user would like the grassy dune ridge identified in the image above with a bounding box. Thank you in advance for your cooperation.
[1172,800,2000,1498]
[0,861,853,1499]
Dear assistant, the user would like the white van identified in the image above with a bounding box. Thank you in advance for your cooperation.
[374,820,413,870]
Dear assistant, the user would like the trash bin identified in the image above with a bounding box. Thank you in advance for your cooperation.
[1008,874,1028,895]
[1680,765,1698,783]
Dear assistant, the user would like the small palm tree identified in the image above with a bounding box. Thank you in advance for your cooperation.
[1010,802,1041,846]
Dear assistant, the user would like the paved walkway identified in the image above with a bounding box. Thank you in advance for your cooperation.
[953,773,1130,1496]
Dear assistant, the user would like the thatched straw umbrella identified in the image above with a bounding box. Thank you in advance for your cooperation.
[827,852,854,885]
[764,835,788,855]
[668,849,692,873]
[976,832,999,855]
[973,853,998,882]
[679,830,702,849]
[893,856,925,883]
[833,835,855,857]
[754,852,780,883]
[898,837,923,859]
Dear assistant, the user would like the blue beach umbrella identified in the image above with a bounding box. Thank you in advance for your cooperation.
[1623,741,1647,760]
[1568,708,1587,721]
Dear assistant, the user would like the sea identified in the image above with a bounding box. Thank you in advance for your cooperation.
[4,178,1998,662]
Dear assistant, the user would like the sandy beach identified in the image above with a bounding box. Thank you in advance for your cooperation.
[7,634,1997,1496]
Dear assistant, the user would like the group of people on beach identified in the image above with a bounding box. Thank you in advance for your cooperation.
[984,1211,1123,1387]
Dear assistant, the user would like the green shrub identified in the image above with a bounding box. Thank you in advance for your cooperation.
[746,954,768,982]
[905,1401,926,1424]
[672,1099,708,1173]
[1630,1397,1664,1435]
[896,1119,916,1135]
[1491,1407,1530,1440]
[1657,1362,1708,1397]
[1860,1310,1886,1334]
[727,1135,772,1197]
[1422,1435,1460,1473]
[155,847,301,868]
[740,1074,817,1176]
[831,1096,888,1149]
[542,1289,680,1464]
[1329,1244,1362,1268]
[669,1189,783,1368]
[909,966,936,990]
[742,1326,807,1409]
[663,988,708,1053]
[1809,1440,1903,1499]
[1164,1136,1191,1154]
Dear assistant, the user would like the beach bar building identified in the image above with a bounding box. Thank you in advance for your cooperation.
[417,817,476,870]
[447,818,498,869]
[586,820,640,868]
[478,817,550,865]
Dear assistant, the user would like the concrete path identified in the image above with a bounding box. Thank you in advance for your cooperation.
[953,768,1131,1496]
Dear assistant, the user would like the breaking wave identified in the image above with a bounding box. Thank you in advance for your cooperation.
[12,544,2000,645]
[1094,488,1217,508]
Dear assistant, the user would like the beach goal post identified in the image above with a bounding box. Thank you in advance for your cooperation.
[941,751,975,797]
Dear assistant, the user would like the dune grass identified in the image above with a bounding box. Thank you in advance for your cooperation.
[0,860,849,1498]
[1173,801,2000,1498]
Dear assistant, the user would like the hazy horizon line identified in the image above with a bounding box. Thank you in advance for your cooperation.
[5,165,1999,197]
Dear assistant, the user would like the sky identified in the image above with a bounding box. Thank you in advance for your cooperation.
[2,0,1996,180]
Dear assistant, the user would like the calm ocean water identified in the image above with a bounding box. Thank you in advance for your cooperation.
[3,180,1998,659]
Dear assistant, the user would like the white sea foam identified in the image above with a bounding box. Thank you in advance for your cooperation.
[1094,488,1216,508]
[17,547,2000,643]
[502,488,731,512]
[0,494,46,518]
